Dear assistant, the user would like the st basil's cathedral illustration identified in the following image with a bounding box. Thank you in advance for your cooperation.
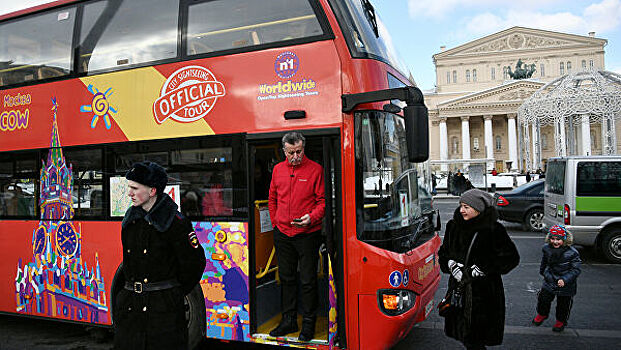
[15,98,109,323]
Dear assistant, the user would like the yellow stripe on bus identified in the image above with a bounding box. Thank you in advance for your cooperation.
[80,66,214,141]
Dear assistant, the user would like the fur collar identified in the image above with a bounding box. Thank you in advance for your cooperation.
[122,194,178,232]
[452,205,499,233]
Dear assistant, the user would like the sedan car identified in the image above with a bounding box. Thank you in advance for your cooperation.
[494,179,544,231]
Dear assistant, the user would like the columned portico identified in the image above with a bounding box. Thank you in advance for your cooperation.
[484,115,494,170]
[461,116,471,163]
[439,117,448,171]
[507,114,518,171]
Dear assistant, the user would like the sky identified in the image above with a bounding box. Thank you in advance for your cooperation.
[1,0,620,90]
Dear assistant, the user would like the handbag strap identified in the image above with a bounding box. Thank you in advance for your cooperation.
[463,232,478,267]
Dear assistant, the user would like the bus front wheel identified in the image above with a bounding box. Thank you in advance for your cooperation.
[185,284,206,350]
[601,228,621,264]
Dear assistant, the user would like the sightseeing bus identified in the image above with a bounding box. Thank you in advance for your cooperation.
[0,0,441,348]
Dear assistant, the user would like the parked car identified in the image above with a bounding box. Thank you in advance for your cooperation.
[494,179,544,231]
[543,156,621,263]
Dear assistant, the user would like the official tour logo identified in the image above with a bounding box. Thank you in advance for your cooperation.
[274,51,299,79]
[153,66,225,124]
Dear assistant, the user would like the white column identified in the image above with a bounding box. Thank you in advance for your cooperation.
[484,115,494,170]
[556,116,567,156]
[507,114,518,171]
[461,117,471,166]
[532,122,540,170]
[581,114,591,155]
[439,117,448,171]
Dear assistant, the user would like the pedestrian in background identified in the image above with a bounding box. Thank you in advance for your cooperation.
[114,161,206,350]
[439,189,520,350]
[268,132,325,342]
[532,225,581,332]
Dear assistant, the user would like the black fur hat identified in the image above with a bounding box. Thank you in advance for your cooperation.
[125,161,168,194]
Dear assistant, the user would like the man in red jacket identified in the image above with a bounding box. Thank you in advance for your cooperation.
[268,131,325,342]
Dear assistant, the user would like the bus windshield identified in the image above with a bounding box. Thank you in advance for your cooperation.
[355,111,431,253]
[328,0,409,78]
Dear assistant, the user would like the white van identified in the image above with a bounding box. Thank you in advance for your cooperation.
[543,156,621,263]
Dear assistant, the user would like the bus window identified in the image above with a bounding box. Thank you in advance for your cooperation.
[186,0,324,55]
[0,152,38,218]
[79,0,179,73]
[64,148,104,218]
[0,8,75,86]
[356,111,428,253]
[110,137,245,219]
[169,147,234,218]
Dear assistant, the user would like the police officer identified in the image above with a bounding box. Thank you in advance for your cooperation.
[114,161,206,350]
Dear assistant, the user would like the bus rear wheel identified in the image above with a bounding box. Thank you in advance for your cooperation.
[185,284,207,350]
[601,228,621,264]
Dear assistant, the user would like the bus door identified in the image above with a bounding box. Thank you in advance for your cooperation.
[248,131,342,345]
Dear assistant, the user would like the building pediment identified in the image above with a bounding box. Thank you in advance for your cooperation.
[434,27,607,59]
[437,80,544,111]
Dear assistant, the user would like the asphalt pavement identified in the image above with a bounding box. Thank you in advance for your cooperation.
[1,196,619,350]
[391,197,621,350]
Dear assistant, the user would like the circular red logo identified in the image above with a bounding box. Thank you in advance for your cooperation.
[153,66,225,124]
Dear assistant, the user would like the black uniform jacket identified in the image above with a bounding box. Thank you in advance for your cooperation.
[439,206,520,346]
[113,194,206,350]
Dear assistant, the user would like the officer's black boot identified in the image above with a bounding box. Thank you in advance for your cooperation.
[298,316,316,342]
[269,313,298,337]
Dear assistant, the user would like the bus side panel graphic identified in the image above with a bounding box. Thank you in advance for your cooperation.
[194,221,250,341]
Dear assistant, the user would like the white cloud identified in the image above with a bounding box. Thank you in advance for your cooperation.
[409,0,621,39]
[464,10,587,37]
[455,0,621,41]
[584,0,621,33]
[407,0,562,19]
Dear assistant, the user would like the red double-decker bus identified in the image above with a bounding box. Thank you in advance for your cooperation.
[0,0,441,348]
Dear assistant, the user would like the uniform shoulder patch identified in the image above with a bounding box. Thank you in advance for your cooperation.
[188,231,200,248]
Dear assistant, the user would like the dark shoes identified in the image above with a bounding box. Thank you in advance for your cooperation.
[552,320,566,332]
[298,317,316,342]
[269,315,298,337]
[532,314,547,326]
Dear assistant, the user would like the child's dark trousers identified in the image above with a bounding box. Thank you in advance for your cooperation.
[536,288,573,323]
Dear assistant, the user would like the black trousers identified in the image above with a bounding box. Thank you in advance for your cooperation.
[273,227,321,320]
[536,288,573,323]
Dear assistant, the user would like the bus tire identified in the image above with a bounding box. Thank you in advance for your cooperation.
[601,228,621,264]
[186,284,206,350]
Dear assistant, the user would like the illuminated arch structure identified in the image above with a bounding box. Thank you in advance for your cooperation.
[518,70,621,170]
[15,98,108,324]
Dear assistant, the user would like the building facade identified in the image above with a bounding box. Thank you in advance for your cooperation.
[424,26,615,172]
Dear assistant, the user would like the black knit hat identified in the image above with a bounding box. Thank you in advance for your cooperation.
[125,161,168,194]
[459,188,492,213]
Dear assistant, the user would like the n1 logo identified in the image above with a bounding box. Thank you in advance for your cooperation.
[274,51,299,79]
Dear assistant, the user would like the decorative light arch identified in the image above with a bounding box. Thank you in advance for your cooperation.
[518,69,621,170]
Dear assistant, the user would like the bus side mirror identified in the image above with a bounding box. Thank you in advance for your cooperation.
[404,105,429,163]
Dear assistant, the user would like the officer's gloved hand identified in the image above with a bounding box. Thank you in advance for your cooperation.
[448,259,464,282]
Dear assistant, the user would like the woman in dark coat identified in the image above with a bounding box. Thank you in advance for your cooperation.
[439,189,520,349]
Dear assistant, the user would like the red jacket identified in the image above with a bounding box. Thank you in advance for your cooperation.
[268,157,325,236]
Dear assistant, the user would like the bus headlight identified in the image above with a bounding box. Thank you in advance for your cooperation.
[377,289,417,316]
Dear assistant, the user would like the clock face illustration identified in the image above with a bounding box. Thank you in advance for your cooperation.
[33,226,47,255]
[55,222,78,257]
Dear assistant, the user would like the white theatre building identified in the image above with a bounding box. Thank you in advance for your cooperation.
[424,26,618,172]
